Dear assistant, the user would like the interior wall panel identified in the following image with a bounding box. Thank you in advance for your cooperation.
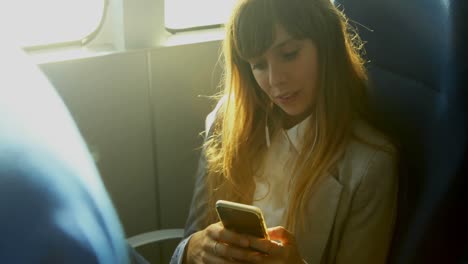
[150,40,223,230]
[39,51,158,237]
[34,40,224,262]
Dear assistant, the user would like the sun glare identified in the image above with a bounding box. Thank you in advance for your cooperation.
[2,0,105,47]
[165,0,237,30]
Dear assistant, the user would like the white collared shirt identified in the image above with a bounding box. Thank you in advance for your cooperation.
[252,115,312,228]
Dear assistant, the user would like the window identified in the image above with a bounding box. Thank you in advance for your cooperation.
[2,0,106,48]
[165,0,237,31]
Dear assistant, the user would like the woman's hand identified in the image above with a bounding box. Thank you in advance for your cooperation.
[184,222,264,264]
[248,226,304,264]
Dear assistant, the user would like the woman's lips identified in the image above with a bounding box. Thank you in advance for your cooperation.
[275,91,300,105]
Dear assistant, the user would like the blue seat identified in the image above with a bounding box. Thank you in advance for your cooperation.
[0,42,183,264]
[0,43,131,263]
[334,0,467,263]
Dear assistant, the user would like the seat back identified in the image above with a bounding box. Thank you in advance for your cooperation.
[334,0,467,263]
[0,43,130,263]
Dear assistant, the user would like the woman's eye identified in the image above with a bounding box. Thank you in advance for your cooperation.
[251,62,267,70]
[283,50,299,60]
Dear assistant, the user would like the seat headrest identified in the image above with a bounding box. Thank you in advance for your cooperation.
[335,0,452,89]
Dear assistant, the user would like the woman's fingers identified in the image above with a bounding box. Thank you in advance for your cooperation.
[202,222,264,262]
[199,224,304,263]
[247,226,299,258]
[207,222,250,248]
[212,240,266,262]
[248,237,282,255]
[267,226,296,245]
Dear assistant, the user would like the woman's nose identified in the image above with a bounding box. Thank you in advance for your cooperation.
[268,62,287,88]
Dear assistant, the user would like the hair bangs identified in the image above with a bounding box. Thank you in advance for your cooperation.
[232,0,277,60]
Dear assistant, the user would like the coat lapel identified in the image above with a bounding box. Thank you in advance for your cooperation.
[297,174,343,263]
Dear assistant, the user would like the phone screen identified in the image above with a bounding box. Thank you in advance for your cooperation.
[216,206,267,238]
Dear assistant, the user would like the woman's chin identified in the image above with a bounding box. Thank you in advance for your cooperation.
[282,107,309,118]
[279,110,308,127]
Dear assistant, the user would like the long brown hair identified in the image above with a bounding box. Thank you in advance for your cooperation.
[204,0,369,232]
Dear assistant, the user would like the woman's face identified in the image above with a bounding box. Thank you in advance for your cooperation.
[248,24,319,123]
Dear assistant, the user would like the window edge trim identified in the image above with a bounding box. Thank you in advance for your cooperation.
[165,23,224,34]
[23,0,109,52]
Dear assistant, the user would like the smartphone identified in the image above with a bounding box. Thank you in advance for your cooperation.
[215,200,269,239]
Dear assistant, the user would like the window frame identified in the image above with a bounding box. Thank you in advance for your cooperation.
[164,0,237,33]
[165,23,224,34]
[23,0,109,52]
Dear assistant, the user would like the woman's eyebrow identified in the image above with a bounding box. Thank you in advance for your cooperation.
[271,37,295,50]
[248,38,296,62]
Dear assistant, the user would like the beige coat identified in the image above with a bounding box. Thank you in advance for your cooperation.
[296,120,398,263]
[171,111,398,264]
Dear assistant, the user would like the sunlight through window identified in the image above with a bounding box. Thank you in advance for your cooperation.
[165,0,237,30]
[2,0,105,48]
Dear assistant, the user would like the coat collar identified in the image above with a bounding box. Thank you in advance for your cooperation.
[282,114,313,152]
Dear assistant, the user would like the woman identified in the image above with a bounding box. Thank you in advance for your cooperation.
[171,0,398,263]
